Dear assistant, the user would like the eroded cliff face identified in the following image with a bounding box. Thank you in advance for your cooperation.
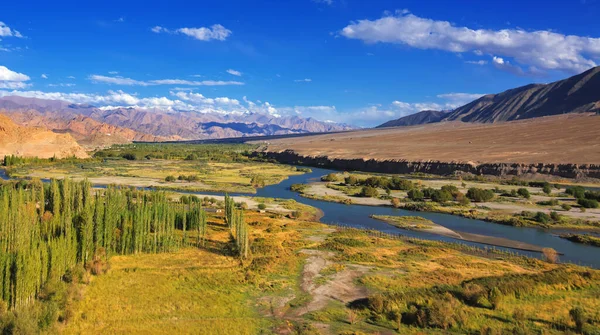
[257,150,600,180]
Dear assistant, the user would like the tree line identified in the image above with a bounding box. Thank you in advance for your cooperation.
[224,194,249,259]
[0,179,207,310]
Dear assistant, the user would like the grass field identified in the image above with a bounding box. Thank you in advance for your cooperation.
[6,158,304,193]
[56,206,600,334]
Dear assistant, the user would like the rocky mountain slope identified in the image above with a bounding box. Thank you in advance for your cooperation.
[379,66,600,127]
[0,114,88,159]
[0,96,354,143]
[377,110,447,128]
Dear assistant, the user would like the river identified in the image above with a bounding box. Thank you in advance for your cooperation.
[2,167,599,268]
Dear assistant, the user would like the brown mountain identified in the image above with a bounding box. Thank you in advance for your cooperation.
[1,110,176,148]
[378,66,600,127]
[0,114,88,159]
[0,96,354,142]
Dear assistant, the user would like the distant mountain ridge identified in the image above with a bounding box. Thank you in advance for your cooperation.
[377,110,447,128]
[378,66,600,127]
[0,96,355,146]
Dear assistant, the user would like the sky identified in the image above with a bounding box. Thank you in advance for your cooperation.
[1,0,599,127]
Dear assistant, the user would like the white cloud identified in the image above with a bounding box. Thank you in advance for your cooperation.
[294,78,312,82]
[436,93,486,107]
[313,0,334,5]
[465,60,487,65]
[67,76,76,79]
[151,26,165,33]
[0,22,23,38]
[48,83,76,87]
[89,74,244,86]
[41,74,48,79]
[152,24,232,41]
[0,66,30,81]
[226,69,242,76]
[108,71,119,75]
[340,12,600,73]
[115,17,125,23]
[0,65,30,89]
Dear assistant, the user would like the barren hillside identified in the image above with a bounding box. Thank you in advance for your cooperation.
[259,114,600,165]
[0,115,88,159]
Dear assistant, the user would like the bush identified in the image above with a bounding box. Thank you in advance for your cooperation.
[441,185,459,195]
[569,307,586,333]
[184,153,199,160]
[542,183,552,194]
[542,248,559,264]
[534,211,551,224]
[165,175,176,182]
[566,186,586,199]
[488,287,503,310]
[344,175,358,186]
[578,198,599,209]
[360,186,379,198]
[550,211,561,221]
[407,189,424,201]
[257,203,267,210]
[466,188,495,202]
[561,203,572,211]
[422,187,436,199]
[321,173,341,182]
[121,153,137,160]
[431,190,452,203]
[517,188,531,199]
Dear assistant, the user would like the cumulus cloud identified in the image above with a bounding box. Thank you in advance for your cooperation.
[41,74,48,79]
[340,12,600,73]
[89,74,244,86]
[152,24,231,41]
[0,22,23,38]
[0,65,30,89]
[294,78,312,82]
[226,69,242,76]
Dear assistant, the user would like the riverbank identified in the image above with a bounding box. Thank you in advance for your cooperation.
[371,215,551,253]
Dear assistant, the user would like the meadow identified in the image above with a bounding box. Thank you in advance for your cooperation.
[4,144,306,194]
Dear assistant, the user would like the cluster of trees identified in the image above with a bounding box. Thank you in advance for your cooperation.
[224,194,250,259]
[0,179,207,310]
[406,185,470,205]
[344,175,415,191]
[566,186,600,208]
[164,175,200,182]
[94,143,256,162]
[466,188,496,202]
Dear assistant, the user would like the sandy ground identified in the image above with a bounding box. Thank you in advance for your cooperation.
[295,249,370,316]
[258,114,600,164]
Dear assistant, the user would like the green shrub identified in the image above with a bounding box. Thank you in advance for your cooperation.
[534,212,551,224]
[542,183,552,194]
[566,186,586,199]
[561,203,572,211]
[431,190,452,203]
[466,188,495,202]
[321,173,341,182]
[257,203,267,210]
[517,188,531,199]
[578,198,599,209]
[569,307,586,334]
[407,189,424,201]
[121,153,137,160]
[165,175,176,182]
[344,175,358,185]
[360,186,379,198]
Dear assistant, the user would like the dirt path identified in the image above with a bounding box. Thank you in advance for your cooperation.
[294,249,371,317]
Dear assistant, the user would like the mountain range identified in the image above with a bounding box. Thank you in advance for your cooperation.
[0,114,88,159]
[378,66,600,127]
[0,96,354,148]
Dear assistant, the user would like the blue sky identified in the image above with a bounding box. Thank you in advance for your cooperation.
[1,0,599,126]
